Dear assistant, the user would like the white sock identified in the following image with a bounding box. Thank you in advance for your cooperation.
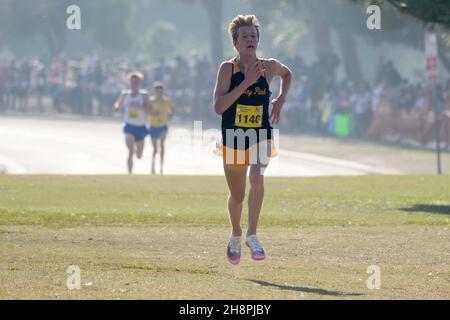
[230,234,241,241]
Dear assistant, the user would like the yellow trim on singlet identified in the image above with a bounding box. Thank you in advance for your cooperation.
[232,59,240,75]
[232,57,267,77]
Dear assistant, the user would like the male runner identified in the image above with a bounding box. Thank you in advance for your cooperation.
[114,72,151,174]
[213,15,292,264]
[149,81,173,175]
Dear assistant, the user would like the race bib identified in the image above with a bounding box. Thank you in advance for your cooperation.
[235,104,263,128]
[128,107,139,119]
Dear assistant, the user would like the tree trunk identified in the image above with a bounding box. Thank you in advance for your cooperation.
[202,0,224,68]
[41,22,65,56]
[337,31,363,81]
[42,29,57,56]
[437,34,450,73]
[305,0,334,58]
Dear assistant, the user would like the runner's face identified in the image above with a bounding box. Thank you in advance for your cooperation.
[130,77,141,92]
[234,26,259,55]
[155,87,164,97]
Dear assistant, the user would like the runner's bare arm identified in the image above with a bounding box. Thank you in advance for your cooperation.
[267,59,293,125]
[114,92,125,112]
[143,93,151,115]
[168,101,174,119]
[267,58,292,102]
[214,61,264,115]
[148,97,156,116]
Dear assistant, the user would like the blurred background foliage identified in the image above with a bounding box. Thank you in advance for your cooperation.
[1,0,450,81]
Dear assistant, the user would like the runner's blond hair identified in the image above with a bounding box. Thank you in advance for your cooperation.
[228,15,261,44]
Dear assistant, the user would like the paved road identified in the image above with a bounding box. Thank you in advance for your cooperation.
[0,115,396,176]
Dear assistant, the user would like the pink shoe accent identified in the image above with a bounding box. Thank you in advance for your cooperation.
[246,242,266,261]
[227,255,241,265]
[227,243,241,265]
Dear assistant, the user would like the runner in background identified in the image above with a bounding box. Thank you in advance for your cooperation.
[149,81,173,175]
[114,72,151,174]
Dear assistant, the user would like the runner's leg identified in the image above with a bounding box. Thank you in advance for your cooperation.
[135,140,145,159]
[125,134,135,174]
[159,131,167,175]
[151,137,158,175]
[223,164,248,237]
[247,164,266,236]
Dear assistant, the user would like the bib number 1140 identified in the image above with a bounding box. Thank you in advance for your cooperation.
[235,104,263,128]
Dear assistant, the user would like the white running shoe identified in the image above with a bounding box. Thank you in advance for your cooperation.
[246,235,266,261]
[227,235,241,265]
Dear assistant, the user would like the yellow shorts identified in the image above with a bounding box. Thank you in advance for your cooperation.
[214,139,278,167]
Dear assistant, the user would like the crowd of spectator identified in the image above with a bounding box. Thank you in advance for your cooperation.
[1,54,450,150]
[0,53,215,120]
[283,56,450,150]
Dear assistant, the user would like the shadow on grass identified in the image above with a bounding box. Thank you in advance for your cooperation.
[248,279,364,297]
[400,204,450,215]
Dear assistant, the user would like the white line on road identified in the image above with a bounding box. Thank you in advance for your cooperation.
[0,115,398,176]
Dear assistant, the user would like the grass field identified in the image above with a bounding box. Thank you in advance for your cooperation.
[0,175,449,299]
[281,134,450,175]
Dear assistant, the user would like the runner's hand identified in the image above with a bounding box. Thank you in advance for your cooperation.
[243,60,265,87]
[270,96,285,125]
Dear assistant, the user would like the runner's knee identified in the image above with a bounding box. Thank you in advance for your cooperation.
[249,173,264,190]
[230,191,245,204]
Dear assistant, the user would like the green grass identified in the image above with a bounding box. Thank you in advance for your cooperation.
[0,175,449,300]
[281,133,450,174]
[0,175,449,228]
